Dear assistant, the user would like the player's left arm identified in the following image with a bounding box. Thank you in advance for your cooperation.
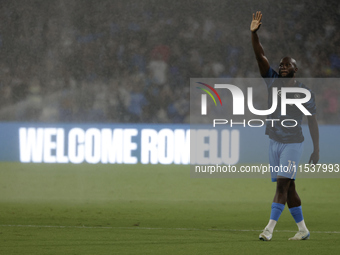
[307,114,319,164]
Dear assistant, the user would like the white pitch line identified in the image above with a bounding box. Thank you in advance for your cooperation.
[1,225,340,234]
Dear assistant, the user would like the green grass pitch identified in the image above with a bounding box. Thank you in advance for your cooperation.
[0,163,340,254]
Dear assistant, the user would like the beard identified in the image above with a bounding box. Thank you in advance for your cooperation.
[279,69,295,78]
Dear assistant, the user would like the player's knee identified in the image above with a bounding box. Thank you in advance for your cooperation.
[276,185,288,195]
[276,179,291,195]
[288,180,296,192]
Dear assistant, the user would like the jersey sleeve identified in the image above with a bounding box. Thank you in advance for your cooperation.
[304,89,317,115]
[262,67,279,89]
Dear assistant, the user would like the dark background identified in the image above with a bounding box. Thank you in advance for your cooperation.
[0,0,339,124]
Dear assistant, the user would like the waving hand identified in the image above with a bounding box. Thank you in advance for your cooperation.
[250,11,262,33]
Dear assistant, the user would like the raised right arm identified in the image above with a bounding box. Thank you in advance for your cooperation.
[250,11,270,76]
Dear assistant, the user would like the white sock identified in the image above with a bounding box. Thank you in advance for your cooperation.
[297,219,308,232]
[265,219,277,233]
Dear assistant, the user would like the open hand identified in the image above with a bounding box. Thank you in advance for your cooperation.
[250,11,262,32]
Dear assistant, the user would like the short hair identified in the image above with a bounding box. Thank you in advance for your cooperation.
[281,56,297,68]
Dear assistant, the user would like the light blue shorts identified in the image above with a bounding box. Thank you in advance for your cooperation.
[269,139,303,182]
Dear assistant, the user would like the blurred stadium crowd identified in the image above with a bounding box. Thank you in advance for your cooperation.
[0,0,339,124]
